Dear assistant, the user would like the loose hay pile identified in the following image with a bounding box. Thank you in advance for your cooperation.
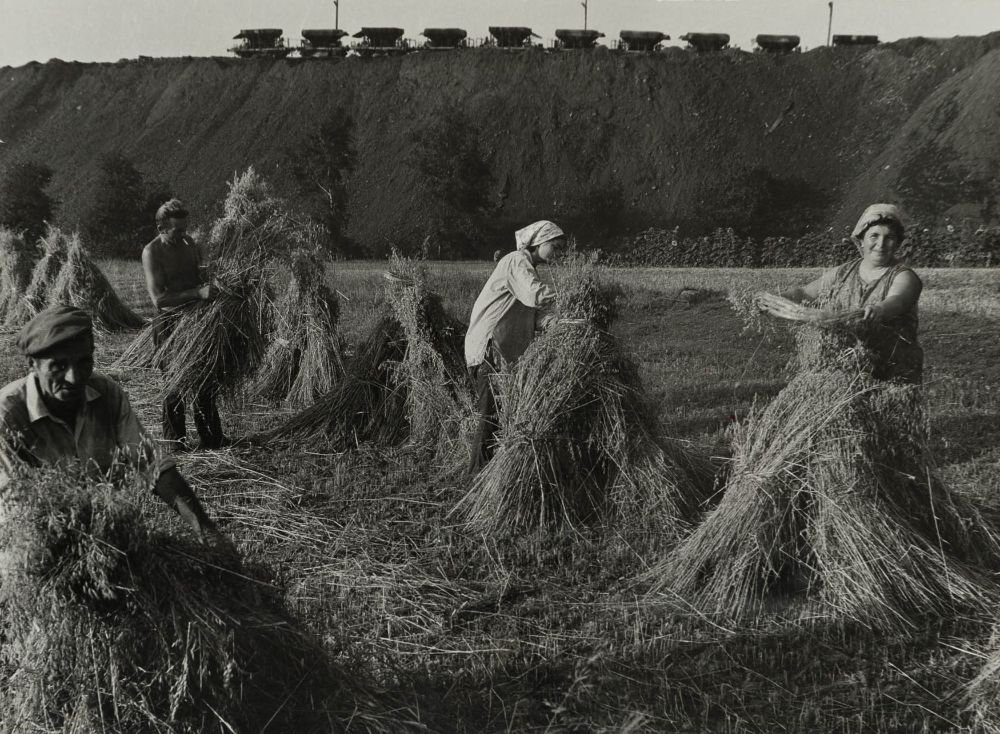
[648,310,1000,631]
[252,247,345,407]
[47,236,145,331]
[0,228,36,326]
[0,464,419,733]
[454,259,713,539]
[125,168,290,400]
[262,254,469,453]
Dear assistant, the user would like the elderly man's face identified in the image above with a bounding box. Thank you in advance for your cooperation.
[29,339,95,408]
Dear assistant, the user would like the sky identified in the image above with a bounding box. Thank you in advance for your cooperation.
[2,0,1000,67]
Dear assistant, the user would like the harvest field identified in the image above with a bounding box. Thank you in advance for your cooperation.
[2,259,999,732]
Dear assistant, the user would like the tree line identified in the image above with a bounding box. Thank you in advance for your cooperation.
[0,103,498,260]
[4,104,998,265]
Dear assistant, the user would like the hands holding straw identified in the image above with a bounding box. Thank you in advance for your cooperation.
[755,292,865,326]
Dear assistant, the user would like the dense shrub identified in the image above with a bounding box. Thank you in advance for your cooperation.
[0,160,57,243]
[616,223,1000,268]
[79,152,172,258]
[285,107,358,258]
[404,103,494,259]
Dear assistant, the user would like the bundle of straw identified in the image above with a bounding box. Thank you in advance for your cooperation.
[383,253,474,455]
[756,291,863,326]
[648,324,1000,631]
[453,258,713,538]
[261,254,469,453]
[4,225,71,326]
[251,247,345,407]
[0,228,36,326]
[969,628,1000,733]
[141,168,291,401]
[0,463,418,733]
[114,317,158,369]
[46,236,145,331]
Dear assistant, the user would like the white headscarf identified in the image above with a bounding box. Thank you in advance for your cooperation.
[515,220,564,251]
[851,204,905,243]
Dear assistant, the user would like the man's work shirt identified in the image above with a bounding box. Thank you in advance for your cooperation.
[0,372,172,491]
[464,249,556,367]
[142,234,205,312]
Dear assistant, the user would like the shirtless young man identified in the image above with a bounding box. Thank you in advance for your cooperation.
[141,199,224,450]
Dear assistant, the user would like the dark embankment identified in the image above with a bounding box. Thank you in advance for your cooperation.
[2,34,1000,254]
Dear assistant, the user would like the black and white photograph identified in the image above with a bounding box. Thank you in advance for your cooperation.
[1,0,999,730]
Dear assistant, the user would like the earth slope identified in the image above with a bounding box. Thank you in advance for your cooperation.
[2,33,1000,253]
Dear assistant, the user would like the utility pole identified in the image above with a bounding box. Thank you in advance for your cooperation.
[334,0,340,30]
[827,2,834,46]
[582,0,588,30]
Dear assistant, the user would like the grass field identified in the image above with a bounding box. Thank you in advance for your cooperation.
[3,259,999,732]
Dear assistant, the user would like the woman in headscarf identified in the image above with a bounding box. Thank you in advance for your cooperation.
[464,220,566,474]
[779,203,924,383]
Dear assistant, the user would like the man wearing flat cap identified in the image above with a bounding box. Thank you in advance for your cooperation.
[0,306,225,542]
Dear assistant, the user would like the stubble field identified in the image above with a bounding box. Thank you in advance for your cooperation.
[3,260,999,732]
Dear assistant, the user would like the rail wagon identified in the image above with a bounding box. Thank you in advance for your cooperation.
[422,28,468,49]
[755,34,801,53]
[554,29,605,49]
[353,27,409,56]
[229,29,290,58]
[488,26,539,48]
[833,34,880,47]
[300,29,349,57]
[618,30,670,52]
[680,32,730,52]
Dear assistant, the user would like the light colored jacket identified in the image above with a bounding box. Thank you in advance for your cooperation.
[0,372,172,493]
[464,250,556,367]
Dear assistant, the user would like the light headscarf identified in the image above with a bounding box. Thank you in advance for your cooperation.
[851,203,905,243]
[515,220,564,251]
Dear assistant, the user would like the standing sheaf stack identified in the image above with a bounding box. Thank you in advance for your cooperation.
[454,259,713,539]
[649,318,1000,631]
[46,237,145,331]
[4,226,72,327]
[129,168,289,401]
[251,247,345,407]
[260,253,470,453]
[0,228,36,326]
[383,253,475,459]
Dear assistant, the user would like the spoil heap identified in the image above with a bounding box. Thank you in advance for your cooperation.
[454,258,713,539]
[7,36,1000,251]
[650,301,1000,631]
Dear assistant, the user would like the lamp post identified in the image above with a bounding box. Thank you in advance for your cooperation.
[334,0,340,30]
[582,0,588,30]
[827,2,834,46]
